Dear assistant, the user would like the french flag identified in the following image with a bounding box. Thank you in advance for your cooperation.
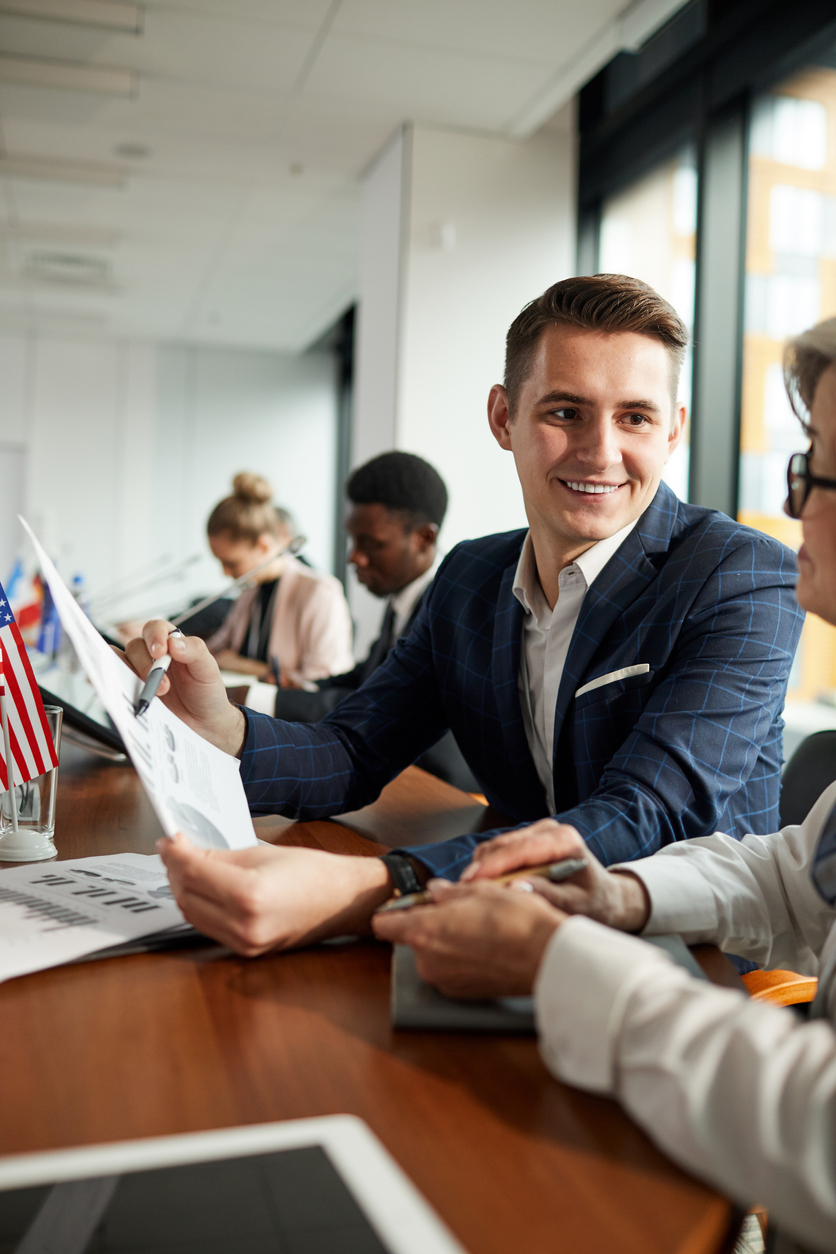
[0,582,58,791]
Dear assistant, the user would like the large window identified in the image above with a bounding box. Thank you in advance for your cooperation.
[598,146,697,500]
[579,2,836,753]
[739,64,836,704]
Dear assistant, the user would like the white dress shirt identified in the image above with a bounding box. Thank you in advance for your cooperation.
[534,785,836,1253]
[390,560,440,641]
[513,524,637,811]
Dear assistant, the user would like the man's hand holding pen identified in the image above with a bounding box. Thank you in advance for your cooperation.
[124,622,247,757]
[372,821,651,998]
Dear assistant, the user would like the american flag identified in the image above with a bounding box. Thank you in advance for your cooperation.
[0,581,58,791]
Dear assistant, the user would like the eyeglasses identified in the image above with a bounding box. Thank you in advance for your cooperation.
[786,451,836,519]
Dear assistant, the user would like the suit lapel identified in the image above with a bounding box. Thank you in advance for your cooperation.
[491,558,548,811]
[553,484,682,740]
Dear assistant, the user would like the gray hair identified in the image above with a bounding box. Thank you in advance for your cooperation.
[784,316,836,420]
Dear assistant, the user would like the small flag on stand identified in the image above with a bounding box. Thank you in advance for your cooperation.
[0,582,58,793]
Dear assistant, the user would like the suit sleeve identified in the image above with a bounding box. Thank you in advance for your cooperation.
[239,593,450,817]
[400,533,803,878]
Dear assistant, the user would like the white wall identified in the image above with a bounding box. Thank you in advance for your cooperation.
[399,126,576,546]
[351,122,576,649]
[0,332,339,624]
[352,127,408,469]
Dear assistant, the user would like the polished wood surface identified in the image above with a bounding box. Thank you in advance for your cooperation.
[0,745,741,1254]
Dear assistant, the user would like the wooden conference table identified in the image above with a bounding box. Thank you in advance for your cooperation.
[0,743,744,1254]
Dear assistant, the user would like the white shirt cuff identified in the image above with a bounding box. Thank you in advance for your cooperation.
[534,915,672,1093]
[613,854,720,940]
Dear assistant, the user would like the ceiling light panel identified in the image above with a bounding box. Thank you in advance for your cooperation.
[0,53,136,94]
[0,0,142,33]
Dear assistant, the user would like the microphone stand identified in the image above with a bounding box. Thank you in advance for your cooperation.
[170,535,306,629]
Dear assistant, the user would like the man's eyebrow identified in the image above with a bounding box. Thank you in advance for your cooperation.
[618,398,662,412]
[535,391,594,407]
[535,391,663,413]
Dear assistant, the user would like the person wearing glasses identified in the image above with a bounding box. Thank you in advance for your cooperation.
[376,317,836,1254]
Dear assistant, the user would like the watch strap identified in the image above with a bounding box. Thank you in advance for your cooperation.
[380,851,425,897]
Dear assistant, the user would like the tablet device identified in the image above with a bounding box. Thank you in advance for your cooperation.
[32,652,126,756]
[0,1116,466,1254]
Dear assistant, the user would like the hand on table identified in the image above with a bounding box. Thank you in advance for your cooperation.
[372,879,565,998]
[125,622,247,756]
[461,819,650,933]
[158,834,393,955]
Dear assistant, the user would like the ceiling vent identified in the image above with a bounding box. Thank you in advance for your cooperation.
[24,250,112,287]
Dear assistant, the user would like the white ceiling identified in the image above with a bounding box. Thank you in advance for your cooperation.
[0,0,686,353]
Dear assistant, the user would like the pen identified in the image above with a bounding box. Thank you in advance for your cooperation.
[270,655,281,686]
[134,628,184,717]
[375,855,589,914]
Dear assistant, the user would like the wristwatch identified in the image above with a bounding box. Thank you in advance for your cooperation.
[380,851,426,897]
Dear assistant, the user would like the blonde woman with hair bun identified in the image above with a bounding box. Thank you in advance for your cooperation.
[205,472,353,684]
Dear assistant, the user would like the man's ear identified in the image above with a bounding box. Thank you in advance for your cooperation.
[488,384,513,451]
[666,404,687,459]
[412,522,439,554]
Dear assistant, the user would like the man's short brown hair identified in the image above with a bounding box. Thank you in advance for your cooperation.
[504,274,689,414]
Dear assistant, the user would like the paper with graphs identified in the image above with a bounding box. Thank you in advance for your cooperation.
[20,518,256,852]
[0,853,191,983]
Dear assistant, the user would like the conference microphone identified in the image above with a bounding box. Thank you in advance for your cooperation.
[92,554,202,613]
[170,535,307,629]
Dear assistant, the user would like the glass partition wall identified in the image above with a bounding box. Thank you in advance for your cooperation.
[739,62,836,704]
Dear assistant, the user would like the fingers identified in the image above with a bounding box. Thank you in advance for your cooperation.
[461,821,587,881]
[142,619,180,660]
[124,635,165,686]
[141,623,221,687]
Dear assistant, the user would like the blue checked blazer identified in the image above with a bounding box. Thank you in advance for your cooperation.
[240,483,804,878]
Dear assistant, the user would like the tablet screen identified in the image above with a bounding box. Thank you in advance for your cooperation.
[0,1118,465,1254]
[1,1146,386,1254]
[32,650,126,754]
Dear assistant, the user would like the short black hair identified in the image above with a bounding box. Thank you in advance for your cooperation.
[347,451,448,528]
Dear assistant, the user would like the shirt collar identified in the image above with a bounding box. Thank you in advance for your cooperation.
[390,558,440,627]
[512,519,638,616]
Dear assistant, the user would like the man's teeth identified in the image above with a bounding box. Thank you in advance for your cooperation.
[565,481,620,494]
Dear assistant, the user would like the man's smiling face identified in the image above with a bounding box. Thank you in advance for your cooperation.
[488,324,685,560]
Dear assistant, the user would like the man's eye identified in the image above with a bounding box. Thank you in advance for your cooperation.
[624,413,650,426]
[552,408,579,421]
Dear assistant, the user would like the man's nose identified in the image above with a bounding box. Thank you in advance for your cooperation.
[349,546,367,568]
[576,419,622,469]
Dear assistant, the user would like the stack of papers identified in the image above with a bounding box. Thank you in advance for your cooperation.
[0,852,201,984]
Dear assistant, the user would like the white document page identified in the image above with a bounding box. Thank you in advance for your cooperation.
[0,853,189,983]
[21,519,256,852]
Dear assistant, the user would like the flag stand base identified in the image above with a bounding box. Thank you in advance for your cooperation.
[0,829,56,861]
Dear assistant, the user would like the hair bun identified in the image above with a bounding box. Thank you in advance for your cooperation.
[232,472,272,504]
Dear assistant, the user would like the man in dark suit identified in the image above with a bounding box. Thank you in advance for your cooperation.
[273,451,477,792]
[130,274,804,955]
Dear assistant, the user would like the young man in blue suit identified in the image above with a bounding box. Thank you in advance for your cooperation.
[129,274,804,955]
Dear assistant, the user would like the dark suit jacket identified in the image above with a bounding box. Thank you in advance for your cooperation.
[273,594,479,792]
[240,484,804,877]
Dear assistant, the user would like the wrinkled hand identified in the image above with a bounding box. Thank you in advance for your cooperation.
[461,819,649,933]
[159,834,393,956]
[125,622,246,755]
[372,879,564,998]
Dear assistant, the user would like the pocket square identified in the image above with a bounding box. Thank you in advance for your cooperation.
[575,663,651,700]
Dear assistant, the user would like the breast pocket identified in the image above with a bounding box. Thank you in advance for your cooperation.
[574,665,655,711]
